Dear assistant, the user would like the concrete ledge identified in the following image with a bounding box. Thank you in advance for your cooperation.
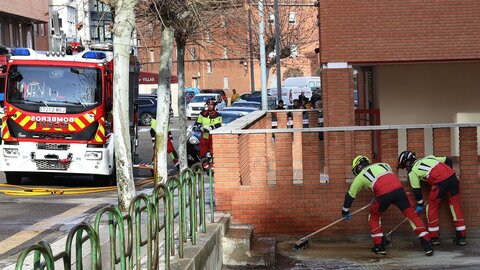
[170,221,226,270]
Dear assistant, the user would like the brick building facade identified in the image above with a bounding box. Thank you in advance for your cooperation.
[212,0,480,238]
[0,0,49,50]
[136,1,319,98]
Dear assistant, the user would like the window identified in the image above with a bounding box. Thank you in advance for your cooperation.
[149,50,155,62]
[18,23,23,46]
[90,22,112,43]
[288,12,296,24]
[207,61,212,73]
[290,44,298,57]
[138,99,153,106]
[268,13,275,24]
[223,76,229,89]
[39,23,45,36]
[190,47,196,60]
[221,17,227,27]
[223,46,228,59]
[206,32,211,42]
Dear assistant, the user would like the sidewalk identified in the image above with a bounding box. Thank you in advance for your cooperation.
[276,230,480,270]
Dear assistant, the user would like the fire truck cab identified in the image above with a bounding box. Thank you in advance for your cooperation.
[0,48,139,185]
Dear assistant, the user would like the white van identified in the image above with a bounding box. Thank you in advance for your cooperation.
[283,76,321,90]
[268,86,312,107]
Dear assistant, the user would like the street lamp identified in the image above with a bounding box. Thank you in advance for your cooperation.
[274,0,281,103]
[245,1,256,93]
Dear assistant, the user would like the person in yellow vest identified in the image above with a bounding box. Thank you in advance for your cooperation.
[150,118,179,171]
[196,98,222,159]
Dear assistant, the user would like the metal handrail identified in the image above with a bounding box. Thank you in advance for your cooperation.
[15,163,213,270]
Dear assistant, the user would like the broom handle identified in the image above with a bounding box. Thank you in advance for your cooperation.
[385,218,408,237]
[300,203,371,241]
[385,202,428,237]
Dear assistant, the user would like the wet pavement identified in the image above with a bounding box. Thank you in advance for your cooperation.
[224,230,480,270]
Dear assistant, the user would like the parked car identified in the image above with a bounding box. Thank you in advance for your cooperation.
[239,91,261,102]
[219,111,244,125]
[186,93,226,119]
[200,89,228,104]
[185,90,196,105]
[231,101,261,110]
[137,95,173,126]
[222,106,259,115]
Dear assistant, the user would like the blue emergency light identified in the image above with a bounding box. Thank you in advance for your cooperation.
[83,51,106,60]
[11,48,31,56]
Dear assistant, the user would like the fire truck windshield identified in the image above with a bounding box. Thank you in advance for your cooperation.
[6,65,101,112]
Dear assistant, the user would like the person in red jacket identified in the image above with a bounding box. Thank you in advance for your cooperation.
[398,151,467,246]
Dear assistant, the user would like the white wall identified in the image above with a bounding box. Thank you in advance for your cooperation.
[376,62,480,125]
[375,62,480,155]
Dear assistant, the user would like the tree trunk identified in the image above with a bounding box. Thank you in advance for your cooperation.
[175,37,188,170]
[154,27,174,184]
[111,0,138,210]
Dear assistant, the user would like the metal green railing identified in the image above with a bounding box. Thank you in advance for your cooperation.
[14,161,215,270]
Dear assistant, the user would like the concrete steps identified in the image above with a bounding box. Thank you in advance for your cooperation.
[222,224,276,267]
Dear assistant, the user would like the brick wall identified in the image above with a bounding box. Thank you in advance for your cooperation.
[319,0,480,63]
[213,121,480,237]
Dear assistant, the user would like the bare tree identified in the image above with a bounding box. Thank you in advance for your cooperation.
[138,1,177,183]
[226,2,318,76]
[283,67,304,78]
[136,0,238,172]
[100,0,139,210]
[174,1,238,171]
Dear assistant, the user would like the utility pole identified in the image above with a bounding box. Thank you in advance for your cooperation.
[258,0,268,110]
[247,1,256,93]
[274,0,282,103]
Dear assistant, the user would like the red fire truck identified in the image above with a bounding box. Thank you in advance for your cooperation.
[0,48,139,185]
[0,46,8,113]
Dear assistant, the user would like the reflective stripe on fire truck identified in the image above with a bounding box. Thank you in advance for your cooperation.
[94,117,106,143]
[7,107,98,133]
[1,120,11,140]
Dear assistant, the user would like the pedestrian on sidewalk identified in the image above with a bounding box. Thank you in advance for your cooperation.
[342,155,433,256]
[398,151,467,246]
[230,88,240,105]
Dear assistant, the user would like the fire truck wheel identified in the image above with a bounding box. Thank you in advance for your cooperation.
[94,169,117,187]
[5,172,22,185]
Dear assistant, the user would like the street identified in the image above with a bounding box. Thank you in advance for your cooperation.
[0,117,192,265]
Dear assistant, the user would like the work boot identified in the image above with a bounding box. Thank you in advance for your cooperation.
[382,236,391,247]
[371,243,386,255]
[453,231,467,246]
[420,237,434,256]
[430,237,441,246]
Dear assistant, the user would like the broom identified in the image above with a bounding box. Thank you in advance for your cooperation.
[293,203,371,251]
[384,217,409,246]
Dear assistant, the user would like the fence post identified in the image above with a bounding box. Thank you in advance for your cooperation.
[65,223,100,270]
[15,242,55,270]
[94,206,128,269]
[153,183,171,269]
[129,194,155,269]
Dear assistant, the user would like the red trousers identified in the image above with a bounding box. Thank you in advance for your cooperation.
[426,175,466,238]
[369,188,430,245]
[199,136,213,158]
